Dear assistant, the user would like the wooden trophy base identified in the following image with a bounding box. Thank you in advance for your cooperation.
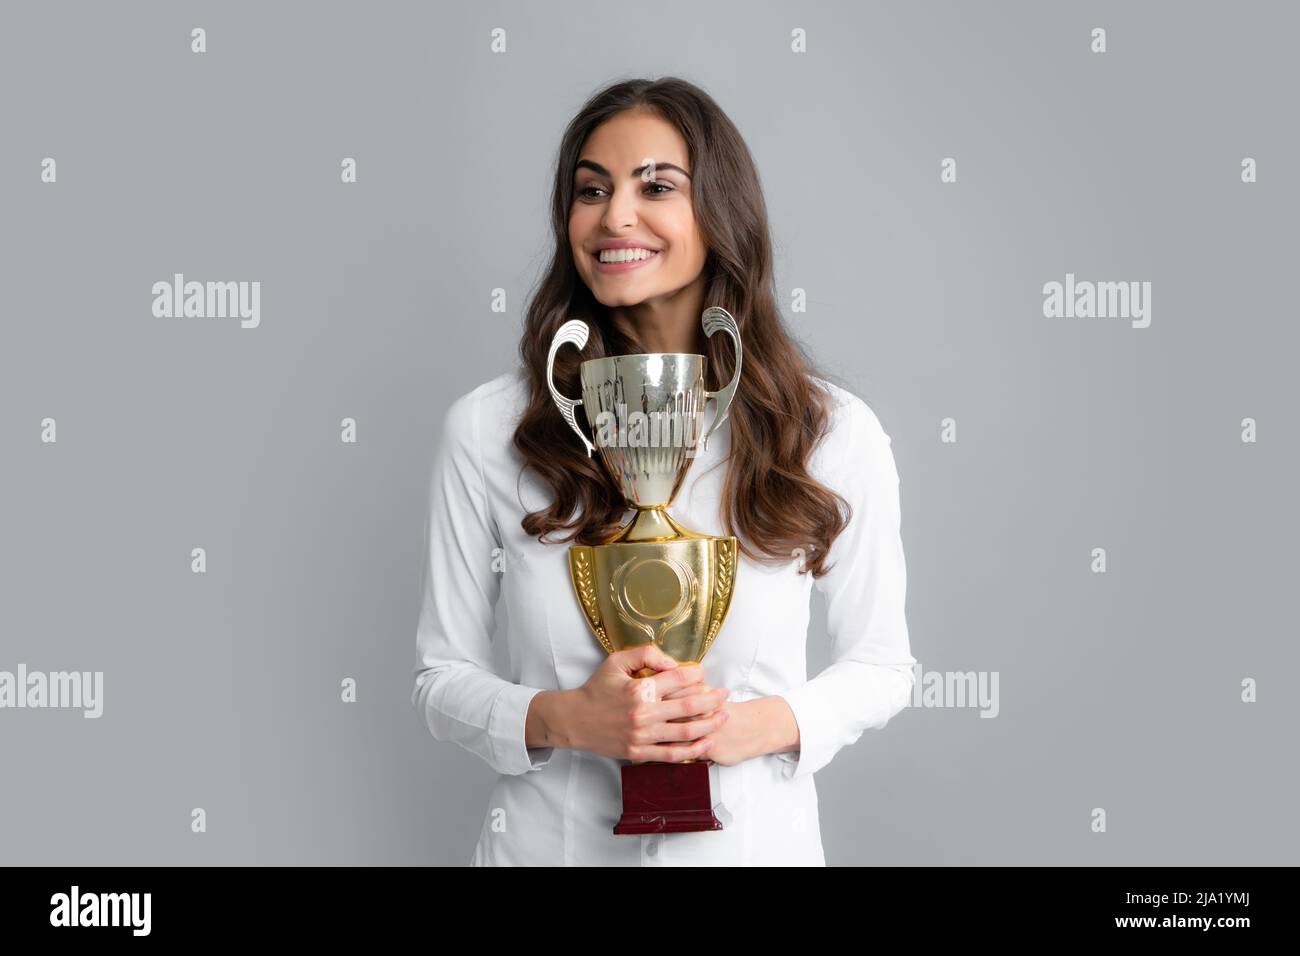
[613,758,724,834]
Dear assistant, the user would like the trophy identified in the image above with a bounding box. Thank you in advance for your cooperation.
[546,307,744,834]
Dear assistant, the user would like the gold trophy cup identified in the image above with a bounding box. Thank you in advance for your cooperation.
[546,307,744,834]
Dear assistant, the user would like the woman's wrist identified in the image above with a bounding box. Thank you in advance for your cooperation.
[526,688,583,751]
[753,695,800,757]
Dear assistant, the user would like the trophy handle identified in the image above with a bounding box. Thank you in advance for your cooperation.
[699,307,743,452]
[547,319,596,458]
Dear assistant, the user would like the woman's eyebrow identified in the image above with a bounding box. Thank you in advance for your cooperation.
[575,159,691,180]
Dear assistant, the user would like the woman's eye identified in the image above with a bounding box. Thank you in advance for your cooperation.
[577,182,674,199]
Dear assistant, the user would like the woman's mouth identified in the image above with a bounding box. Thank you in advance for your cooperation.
[593,248,661,274]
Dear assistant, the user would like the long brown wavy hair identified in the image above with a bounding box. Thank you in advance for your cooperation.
[514,76,852,578]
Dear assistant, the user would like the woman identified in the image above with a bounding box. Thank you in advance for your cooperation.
[412,77,915,866]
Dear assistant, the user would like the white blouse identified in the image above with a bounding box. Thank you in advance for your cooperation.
[412,366,915,866]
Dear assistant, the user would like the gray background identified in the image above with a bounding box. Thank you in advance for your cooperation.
[1,0,1295,865]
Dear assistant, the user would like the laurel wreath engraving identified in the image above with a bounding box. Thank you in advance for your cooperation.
[571,548,614,653]
[610,556,697,647]
[702,539,736,656]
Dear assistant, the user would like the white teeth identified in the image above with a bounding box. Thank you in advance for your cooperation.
[598,247,657,263]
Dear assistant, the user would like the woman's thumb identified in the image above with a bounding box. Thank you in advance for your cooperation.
[622,642,677,678]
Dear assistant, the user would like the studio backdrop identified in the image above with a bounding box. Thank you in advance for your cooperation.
[1,0,1295,865]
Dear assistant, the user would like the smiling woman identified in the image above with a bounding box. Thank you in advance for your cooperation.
[412,76,915,867]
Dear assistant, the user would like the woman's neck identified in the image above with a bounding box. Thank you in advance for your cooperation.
[609,276,709,354]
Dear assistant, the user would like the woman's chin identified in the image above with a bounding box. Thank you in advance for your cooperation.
[592,285,655,308]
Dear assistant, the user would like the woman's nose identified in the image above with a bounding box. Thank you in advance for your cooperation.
[601,187,639,230]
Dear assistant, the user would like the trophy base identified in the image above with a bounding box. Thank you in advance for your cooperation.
[613,759,724,834]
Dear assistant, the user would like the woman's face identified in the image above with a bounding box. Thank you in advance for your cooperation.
[568,109,707,309]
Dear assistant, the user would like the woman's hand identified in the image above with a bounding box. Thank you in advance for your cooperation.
[570,644,731,764]
[660,678,756,767]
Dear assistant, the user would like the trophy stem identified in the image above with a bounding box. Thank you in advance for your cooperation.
[611,506,710,544]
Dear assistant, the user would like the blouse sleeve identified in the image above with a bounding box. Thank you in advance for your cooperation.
[411,386,555,776]
[775,395,916,781]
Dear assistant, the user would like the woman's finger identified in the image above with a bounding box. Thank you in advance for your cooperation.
[661,681,714,700]
[658,687,729,724]
[644,707,731,745]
